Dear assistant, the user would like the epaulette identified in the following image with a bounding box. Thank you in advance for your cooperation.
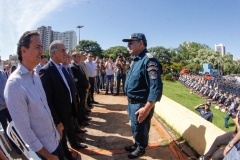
[146,53,153,59]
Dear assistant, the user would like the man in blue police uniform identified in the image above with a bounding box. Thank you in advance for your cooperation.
[123,33,163,159]
[194,101,213,122]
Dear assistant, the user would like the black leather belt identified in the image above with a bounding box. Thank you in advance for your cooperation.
[127,98,147,104]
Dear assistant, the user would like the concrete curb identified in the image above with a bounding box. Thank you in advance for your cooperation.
[154,95,226,155]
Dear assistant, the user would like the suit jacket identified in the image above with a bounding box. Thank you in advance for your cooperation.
[0,71,7,110]
[39,61,75,125]
[79,62,89,80]
[62,66,78,118]
[69,62,89,97]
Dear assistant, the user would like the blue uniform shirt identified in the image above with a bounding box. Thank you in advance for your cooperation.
[124,49,163,102]
[196,108,213,122]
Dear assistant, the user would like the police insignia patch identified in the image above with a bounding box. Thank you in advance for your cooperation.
[147,61,157,67]
[146,53,153,58]
[147,66,158,71]
[150,70,157,80]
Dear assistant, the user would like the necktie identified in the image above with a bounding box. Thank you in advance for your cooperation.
[59,66,72,103]
[67,68,74,81]
[77,65,85,75]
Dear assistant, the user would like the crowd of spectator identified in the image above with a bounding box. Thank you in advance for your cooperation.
[0,30,129,160]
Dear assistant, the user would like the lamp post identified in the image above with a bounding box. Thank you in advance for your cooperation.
[76,25,84,44]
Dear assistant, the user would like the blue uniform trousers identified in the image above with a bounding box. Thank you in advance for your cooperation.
[127,103,154,149]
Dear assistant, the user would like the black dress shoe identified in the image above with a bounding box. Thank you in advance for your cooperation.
[84,117,92,121]
[81,122,90,126]
[71,143,88,149]
[85,109,91,112]
[128,148,145,159]
[92,101,99,104]
[125,144,137,152]
[113,93,119,96]
[66,155,77,160]
[76,137,84,143]
[76,129,87,133]
[88,104,93,108]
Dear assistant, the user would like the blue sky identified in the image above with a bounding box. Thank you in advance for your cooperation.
[0,0,239,60]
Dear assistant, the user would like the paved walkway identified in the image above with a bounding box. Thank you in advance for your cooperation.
[71,93,194,160]
[9,92,195,160]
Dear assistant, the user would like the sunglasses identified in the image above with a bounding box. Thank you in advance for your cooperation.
[40,55,46,59]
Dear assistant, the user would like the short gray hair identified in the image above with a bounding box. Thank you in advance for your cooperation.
[49,40,63,57]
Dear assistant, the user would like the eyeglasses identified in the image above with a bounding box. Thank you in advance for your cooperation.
[89,56,93,57]
[40,55,46,59]
[128,41,139,45]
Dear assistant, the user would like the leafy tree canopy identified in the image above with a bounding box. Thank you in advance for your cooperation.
[44,50,50,60]
[102,46,128,59]
[148,46,172,65]
[75,40,102,57]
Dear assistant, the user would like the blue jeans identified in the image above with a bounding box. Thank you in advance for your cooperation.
[106,75,114,93]
[224,114,230,127]
[223,146,240,160]
[127,103,154,149]
[99,75,105,89]
[116,74,126,94]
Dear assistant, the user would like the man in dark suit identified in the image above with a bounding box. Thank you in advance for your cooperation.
[70,52,91,127]
[39,41,85,160]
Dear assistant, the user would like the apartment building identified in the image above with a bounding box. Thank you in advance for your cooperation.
[58,31,77,51]
[215,43,225,56]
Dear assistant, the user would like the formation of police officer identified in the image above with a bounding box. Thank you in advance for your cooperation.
[122,33,163,159]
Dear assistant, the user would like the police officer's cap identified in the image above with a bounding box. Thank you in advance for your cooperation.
[122,33,147,44]
[206,101,211,106]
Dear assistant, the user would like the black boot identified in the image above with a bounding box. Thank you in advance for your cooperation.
[128,147,145,159]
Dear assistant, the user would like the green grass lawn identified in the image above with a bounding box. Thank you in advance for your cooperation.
[162,80,234,132]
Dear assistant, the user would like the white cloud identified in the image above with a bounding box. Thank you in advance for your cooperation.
[0,0,83,60]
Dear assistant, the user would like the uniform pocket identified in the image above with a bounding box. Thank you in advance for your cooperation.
[129,73,140,89]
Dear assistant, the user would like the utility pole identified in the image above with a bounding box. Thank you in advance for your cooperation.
[76,25,84,44]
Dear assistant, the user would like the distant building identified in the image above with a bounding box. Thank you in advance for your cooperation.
[37,26,77,51]
[37,26,53,51]
[215,43,225,56]
[58,31,77,51]
[53,31,60,41]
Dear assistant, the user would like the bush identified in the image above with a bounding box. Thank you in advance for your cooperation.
[164,73,173,81]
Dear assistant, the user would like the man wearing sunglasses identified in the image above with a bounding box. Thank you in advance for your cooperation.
[35,54,47,74]
[122,33,163,159]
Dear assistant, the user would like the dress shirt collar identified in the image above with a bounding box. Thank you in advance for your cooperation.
[50,59,62,69]
[133,48,147,60]
[18,63,34,75]
[62,65,68,71]
[73,62,79,66]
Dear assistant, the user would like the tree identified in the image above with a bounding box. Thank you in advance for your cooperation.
[170,62,184,72]
[185,63,203,73]
[75,40,102,57]
[175,41,210,66]
[222,53,235,75]
[44,50,50,60]
[148,46,172,65]
[102,46,128,59]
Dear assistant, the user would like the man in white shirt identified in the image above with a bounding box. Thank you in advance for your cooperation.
[104,57,115,94]
[85,52,99,105]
